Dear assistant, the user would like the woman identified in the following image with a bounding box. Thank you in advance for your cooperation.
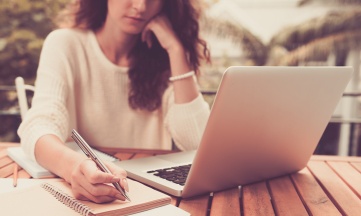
[18,0,210,203]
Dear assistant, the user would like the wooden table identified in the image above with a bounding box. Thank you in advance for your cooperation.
[1,142,361,216]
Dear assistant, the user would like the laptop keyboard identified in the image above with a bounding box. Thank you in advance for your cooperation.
[146,164,191,186]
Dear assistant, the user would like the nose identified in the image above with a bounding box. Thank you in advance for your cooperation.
[132,0,146,13]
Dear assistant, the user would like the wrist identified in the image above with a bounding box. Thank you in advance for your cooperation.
[166,41,184,56]
[169,70,195,82]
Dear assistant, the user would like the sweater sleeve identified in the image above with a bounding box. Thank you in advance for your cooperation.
[17,30,73,161]
[164,91,210,151]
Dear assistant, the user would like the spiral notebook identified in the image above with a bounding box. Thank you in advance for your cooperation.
[0,179,172,216]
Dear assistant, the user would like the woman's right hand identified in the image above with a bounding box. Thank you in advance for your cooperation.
[70,158,129,203]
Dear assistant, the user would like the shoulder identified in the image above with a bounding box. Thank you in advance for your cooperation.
[46,28,90,40]
[43,28,92,49]
[41,28,94,60]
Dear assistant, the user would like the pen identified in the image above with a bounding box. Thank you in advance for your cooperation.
[71,129,131,202]
[13,163,18,187]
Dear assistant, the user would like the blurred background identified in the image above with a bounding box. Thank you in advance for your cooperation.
[1,0,361,156]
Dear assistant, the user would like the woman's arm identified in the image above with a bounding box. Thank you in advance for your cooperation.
[35,135,81,182]
[141,14,200,104]
[35,135,128,203]
[18,30,128,203]
[142,14,210,150]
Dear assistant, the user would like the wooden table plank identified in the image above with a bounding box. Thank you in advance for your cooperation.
[131,153,154,159]
[114,152,134,161]
[0,148,9,159]
[268,176,309,216]
[0,156,13,169]
[16,169,31,179]
[308,161,361,215]
[351,162,361,173]
[0,163,16,178]
[242,182,275,216]
[7,166,31,179]
[178,194,210,216]
[311,155,361,162]
[327,161,361,199]
[171,197,179,206]
[291,168,341,215]
[0,142,20,149]
[210,188,241,216]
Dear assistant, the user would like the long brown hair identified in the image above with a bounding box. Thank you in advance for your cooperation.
[57,0,210,111]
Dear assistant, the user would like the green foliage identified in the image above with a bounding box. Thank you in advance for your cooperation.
[0,0,70,85]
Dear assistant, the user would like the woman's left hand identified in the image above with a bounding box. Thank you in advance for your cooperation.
[141,13,183,53]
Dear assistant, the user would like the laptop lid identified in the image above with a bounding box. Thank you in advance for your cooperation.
[117,66,353,198]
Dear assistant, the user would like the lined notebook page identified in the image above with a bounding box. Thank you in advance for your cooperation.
[0,179,171,216]
[49,180,171,215]
[1,182,80,216]
[0,178,62,194]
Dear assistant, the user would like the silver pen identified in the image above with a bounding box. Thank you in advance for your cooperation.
[71,129,131,201]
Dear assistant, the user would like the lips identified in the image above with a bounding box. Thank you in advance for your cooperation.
[125,16,145,23]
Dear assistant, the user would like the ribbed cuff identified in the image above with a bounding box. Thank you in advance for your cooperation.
[170,94,209,114]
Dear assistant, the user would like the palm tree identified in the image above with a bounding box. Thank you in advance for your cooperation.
[267,9,361,66]
[200,16,267,66]
[202,0,361,66]
[298,0,361,6]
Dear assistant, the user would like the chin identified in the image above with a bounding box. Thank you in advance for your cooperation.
[121,23,145,34]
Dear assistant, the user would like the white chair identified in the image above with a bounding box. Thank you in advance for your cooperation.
[15,77,35,120]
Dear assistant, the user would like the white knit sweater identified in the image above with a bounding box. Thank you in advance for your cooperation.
[18,28,210,161]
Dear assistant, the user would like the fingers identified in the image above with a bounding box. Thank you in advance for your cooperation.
[70,159,128,203]
[141,13,181,51]
[146,35,152,49]
[73,183,123,203]
[81,161,120,184]
[120,178,130,192]
[106,162,129,192]
[141,13,168,49]
[106,161,127,179]
[141,27,153,49]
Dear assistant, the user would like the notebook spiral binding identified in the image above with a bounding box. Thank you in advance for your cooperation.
[42,183,92,216]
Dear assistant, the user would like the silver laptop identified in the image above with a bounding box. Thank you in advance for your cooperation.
[116,66,352,198]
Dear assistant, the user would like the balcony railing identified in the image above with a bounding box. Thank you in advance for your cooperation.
[2,85,361,118]
[1,85,361,155]
[0,85,18,115]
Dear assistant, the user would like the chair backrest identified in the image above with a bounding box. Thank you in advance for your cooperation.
[15,77,35,120]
